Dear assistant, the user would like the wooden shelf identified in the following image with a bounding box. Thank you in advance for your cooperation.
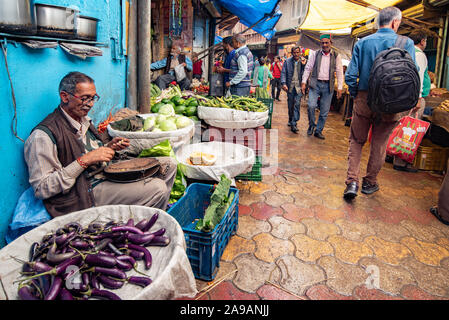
[0,32,108,47]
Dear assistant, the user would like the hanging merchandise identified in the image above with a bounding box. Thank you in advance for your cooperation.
[169,0,183,39]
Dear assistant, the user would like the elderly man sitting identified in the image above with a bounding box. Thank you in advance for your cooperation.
[151,45,193,91]
[24,71,177,218]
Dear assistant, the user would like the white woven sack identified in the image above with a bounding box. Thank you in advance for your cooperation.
[107,114,195,155]
[197,105,268,122]
[0,205,197,300]
[204,117,268,129]
[175,141,255,181]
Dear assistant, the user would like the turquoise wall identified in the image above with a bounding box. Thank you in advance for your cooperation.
[0,0,128,247]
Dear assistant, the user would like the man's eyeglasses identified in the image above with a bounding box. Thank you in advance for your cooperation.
[66,91,100,104]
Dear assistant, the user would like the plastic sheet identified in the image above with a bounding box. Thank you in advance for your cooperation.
[217,0,282,40]
[175,142,255,181]
[0,205,197,300]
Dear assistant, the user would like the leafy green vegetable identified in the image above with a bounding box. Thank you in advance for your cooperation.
[195,174,232,232]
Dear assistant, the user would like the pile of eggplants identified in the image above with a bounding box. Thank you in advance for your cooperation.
[15,212,170,300]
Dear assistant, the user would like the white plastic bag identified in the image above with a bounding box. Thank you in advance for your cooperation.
[0,205,197,300]
[197,105,268,129]
[174,64,186,82]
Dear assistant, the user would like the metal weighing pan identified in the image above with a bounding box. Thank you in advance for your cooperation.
[35,3,78,39]
[104,157,161,183]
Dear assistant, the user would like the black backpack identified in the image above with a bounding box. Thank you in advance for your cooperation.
[367,35,420,114]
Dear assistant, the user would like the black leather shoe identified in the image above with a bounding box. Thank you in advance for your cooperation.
[314,131,325,139]
[307,125,315,136]
[343,182,358,200]
[361,181,379,195]
[430,206,449,226]
[291,125,298,133]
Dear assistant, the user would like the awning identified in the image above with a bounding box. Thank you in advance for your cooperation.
[216,0,282,40]
[298,0,401,31]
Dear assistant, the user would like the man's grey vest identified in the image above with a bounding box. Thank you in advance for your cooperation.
[308,50,338,93]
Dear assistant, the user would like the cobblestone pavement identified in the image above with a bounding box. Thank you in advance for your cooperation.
[187,94,449,300]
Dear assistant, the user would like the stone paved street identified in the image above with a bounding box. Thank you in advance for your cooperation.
[186,93,449,300]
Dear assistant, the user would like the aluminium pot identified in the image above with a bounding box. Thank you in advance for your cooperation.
[0,0,36,35]
[35,3,79,39]
[76,15,99,41]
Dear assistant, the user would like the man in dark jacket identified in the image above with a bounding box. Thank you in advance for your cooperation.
[281,47,304,133]
[24,72,177,217]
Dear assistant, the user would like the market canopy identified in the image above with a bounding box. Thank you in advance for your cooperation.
[298,0,401,31]
[217,0,282,40]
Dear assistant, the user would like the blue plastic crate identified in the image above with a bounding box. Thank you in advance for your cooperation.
[167,183,239,281]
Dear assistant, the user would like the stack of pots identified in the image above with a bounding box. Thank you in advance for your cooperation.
[0,0,99,41]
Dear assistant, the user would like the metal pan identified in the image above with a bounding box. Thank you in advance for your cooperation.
[104,158,161,183]
[35,3,78,39]
[0,0,36,35]
[76,15,99,41]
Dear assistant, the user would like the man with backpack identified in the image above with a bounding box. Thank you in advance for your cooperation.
[343,6,419,200]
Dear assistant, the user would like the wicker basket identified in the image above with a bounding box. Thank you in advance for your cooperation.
[413,139,449,172]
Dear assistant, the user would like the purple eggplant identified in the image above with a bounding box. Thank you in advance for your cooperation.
[90,231,122,241]
[29,242,40,262]
[116,255,136,267]
[111,225,144,235]
[81,272,90,291]
[141,213,159,232]
[94,238,113,252]
[126,233,155,245]
[69,240,91,250]
[89,288,121,300]
[87,223,103,234]
[65,222,82,233]
[18,284,40,300]
[115,259,133,271]
[44,276,63,300]
[135,218,149,231]
[25,261,53,273]
[97,275,125,289]
[127,243,152,270]
[107,243,123,256]
[90,273,100,290]
[147,235,170,247]
[126,218,134,227]
[47,241,76,264]
[55,255,83,276]
[127,249,144,260]
[127,276,152,288]
[88,266,127,279]
[149,228,166,237]
[85,253,117,268]
[58,288,75,300]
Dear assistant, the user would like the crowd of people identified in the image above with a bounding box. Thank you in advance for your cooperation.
[21,6,448,229]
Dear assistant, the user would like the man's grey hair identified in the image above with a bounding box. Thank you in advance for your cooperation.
[376,6,402,28]
[59,71,94,94]
[233,34,246,45]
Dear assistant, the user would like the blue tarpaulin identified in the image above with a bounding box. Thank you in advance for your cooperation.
[215,35,223,45]
[217,0,282,40]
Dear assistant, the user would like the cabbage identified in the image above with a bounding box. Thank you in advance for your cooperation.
[143,116,156,131]
[159,119,177,131]
[175,116,191,129]
[156,114,167,124]
[158,104,175,116]
[152,127,162,133]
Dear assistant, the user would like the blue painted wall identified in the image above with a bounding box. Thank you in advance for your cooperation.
[0,0,128,247]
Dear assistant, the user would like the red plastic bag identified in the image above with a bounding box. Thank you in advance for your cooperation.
[386,116,430,163]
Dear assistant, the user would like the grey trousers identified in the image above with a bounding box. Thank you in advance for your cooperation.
[93,157,177,210]
[230,85,250,96]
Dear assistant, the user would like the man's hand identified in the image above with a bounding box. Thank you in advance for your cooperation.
[301,83,306,95]
[225,82,231,88]
[182,62,187,67]
[282,84,288,92]
[336,89,342,99]
[107,137,130,151]
[79,146,115,166]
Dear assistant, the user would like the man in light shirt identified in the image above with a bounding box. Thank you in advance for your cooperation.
[24,72,177,218]
[301,34,343,140]
[225,35,254,96]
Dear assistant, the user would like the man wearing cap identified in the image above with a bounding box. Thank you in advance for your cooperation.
[301,34,343,139]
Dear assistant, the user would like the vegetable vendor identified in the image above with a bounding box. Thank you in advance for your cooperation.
[24,72,177,218]
[225,34,254,97]
[151,45,193,91]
